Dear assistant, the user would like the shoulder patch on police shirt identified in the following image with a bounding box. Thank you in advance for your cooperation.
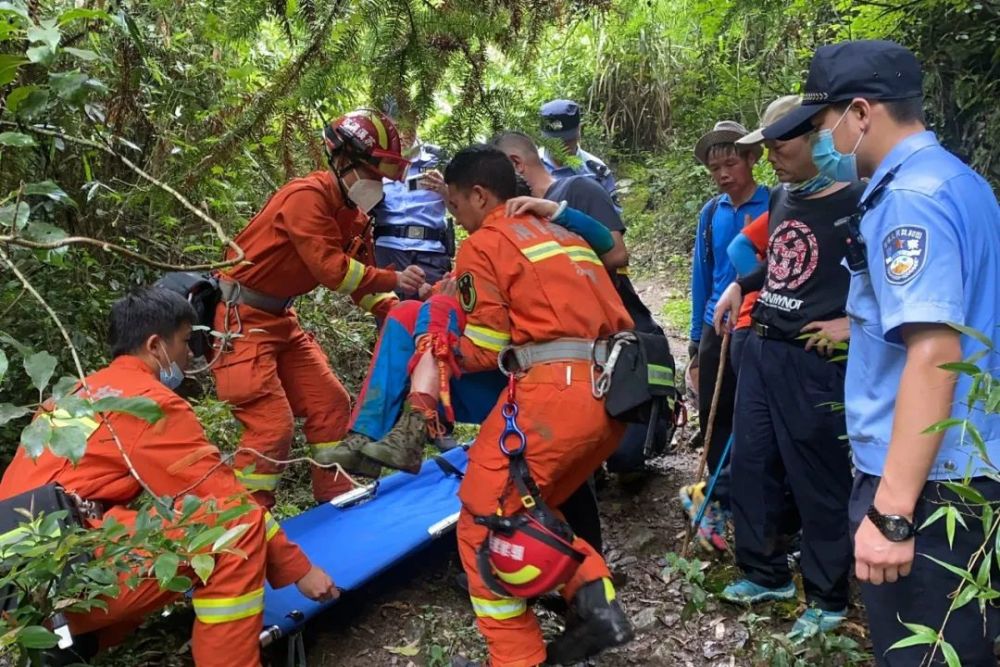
[882,225,928,285]
[457,272,477,313]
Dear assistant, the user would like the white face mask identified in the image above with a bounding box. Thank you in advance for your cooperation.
[346,173,384,213]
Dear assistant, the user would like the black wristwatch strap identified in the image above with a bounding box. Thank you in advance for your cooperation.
[867,504,917,541]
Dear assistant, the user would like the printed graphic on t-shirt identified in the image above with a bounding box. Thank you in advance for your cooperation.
[882,225,927,285]
[759,219,819,313]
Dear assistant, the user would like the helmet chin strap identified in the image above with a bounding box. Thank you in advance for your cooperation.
[333,159,360,208]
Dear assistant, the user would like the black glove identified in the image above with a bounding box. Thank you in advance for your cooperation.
[687,340,700,361]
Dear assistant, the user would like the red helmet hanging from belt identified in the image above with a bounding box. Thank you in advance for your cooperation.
[323,109,409,182]
[478,512,585,599]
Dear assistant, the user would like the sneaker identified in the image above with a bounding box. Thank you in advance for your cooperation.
[312,432,382,477]
[720,578,796,605]
[787,607,847,640]
[360,409,429,474]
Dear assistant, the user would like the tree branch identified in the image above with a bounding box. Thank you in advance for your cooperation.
[0,234,238,271]
[0,121,245,266]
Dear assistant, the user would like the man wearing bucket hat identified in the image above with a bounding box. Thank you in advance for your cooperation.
[539,99,618,203]
[712,94,864,638]
[681,120,768,550]
[764,40,1000,663]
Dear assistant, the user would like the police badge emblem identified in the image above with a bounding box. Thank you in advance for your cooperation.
[882,226,927,285]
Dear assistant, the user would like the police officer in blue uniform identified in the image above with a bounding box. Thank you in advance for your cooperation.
[767,40,1000,665]
[372,143,453,299]
[540,99,619,205]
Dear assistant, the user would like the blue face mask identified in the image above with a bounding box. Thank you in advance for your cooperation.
[789,173,836,195]
[157,344,185,390]
[810,106,865,182]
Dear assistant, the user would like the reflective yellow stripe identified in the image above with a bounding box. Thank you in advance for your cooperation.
[336,258,366,295]
[464,324,510,352]
[602,577,616,603]
[234,469,281,492]
[368,113,389,150]
[309,441,340,452]
[494,564,541,586]
[359,292,396,313]
[38,409,100,437]
[193,588,264,624]
[469,595,527,620]
[616,267,630,276]
[565,245,602,267]
[648,364,675,387]
[264,512,280,542]
[522,241,564,263]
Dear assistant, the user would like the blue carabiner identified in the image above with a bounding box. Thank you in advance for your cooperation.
[499,401,527,457]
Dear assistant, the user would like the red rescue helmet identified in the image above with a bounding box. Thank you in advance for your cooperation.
[323,109,409,182]
[479,513,585,599]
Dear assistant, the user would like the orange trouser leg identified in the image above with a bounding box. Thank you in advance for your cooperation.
[67,506,269,667]
[213,329,294,509]
[278,324,353,502]
[457,363,624,667]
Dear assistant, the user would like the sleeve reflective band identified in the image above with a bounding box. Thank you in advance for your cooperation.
[336,257,366,294]
[469,595,527,620]
[463,324,511,352]
[38,409,100,438]
[565,245,602,267]
[359,292,396,312]
[235,469,281,492]
[264,512,280,542]
[193,588,264,624]
[647,364,675,387]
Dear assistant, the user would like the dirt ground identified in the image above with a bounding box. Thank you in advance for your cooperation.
[283,280,874,667]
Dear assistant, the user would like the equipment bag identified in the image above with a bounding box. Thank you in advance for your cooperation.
[154,272,222,360]
[601,330,678,425]
[0,484,85,614]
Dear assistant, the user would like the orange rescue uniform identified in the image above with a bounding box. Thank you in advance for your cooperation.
[0,356,312,667]
[213,171,400,506]
[453,206,633,667]
[736,211,769,330]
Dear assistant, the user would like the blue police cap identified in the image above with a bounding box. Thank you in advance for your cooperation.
[764,40,923,141]
[540,99,581,139]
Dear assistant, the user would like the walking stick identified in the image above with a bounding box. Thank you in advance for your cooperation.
[680,330,731,557]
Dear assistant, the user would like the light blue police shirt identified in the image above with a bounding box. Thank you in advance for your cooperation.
[845,131,1000,480]
[541,146,618,201]
[372,146,447,253]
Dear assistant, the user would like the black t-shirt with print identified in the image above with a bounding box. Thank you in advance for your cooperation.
[751,182,866,338]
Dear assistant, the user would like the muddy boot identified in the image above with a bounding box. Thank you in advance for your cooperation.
[313,432,382,478]
[544,578,634,665]
[360,409,428,474]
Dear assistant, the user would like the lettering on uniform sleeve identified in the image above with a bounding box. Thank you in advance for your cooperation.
[882,226,928,285]
[457,272,477,313]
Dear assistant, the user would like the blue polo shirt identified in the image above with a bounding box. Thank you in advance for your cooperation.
[845,131,1000,479]
[541,146,617,200]
[689,185,770,340]
[372,147,447,254]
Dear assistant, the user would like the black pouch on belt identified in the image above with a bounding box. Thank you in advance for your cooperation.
[602,330,677,424]
[0,484,87,614]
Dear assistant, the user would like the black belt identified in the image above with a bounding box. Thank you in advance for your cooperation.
[374,224,446,243]
[751,320,801,344]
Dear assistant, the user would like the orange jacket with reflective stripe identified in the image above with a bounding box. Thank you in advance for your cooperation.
[455,206,633,372]
[0,356,311,588]
[223,171,398,317]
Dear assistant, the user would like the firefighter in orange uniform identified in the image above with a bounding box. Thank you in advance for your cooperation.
[0,288,337,666]
[212,109,426,507]
[408,146,635,667]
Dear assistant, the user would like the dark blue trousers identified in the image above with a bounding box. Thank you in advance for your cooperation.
[850,474,1000,666]
[374,246,452,300]
[731,332,852,609]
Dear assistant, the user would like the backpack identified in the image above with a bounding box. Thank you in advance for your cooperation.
[153,272,221,361]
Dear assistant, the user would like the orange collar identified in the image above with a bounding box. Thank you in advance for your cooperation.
[109,354,157,378]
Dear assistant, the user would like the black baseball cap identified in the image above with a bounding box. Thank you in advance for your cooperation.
[763,40,923,140]
[540,99,581,139]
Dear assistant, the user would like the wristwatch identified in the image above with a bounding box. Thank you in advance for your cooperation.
[866,505,916,542]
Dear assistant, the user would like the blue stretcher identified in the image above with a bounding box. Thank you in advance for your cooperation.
[259,446,468,647]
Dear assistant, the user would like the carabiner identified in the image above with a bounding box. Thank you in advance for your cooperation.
[499,401,527,457]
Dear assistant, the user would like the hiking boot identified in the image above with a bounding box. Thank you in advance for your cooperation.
[787,607,847,640]
[544,578,634,665]
[435,433,462,452]
[312,432,382,477]
[360,409,428,474]
[720,578,796,605]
